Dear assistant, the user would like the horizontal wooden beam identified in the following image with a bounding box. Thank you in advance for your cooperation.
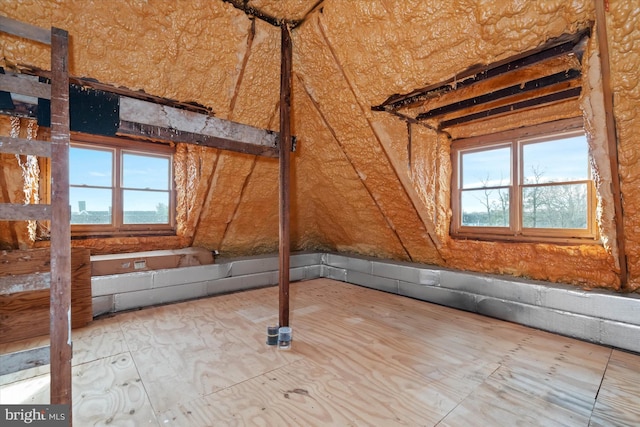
[118,97,281,157]
[0,203,51,220]
[374,28,590,112]
[0,272,51,295]
[0,346,50,376]
[439,87,581,129]
[0,135,51,156]
[0,15,51,45]
[119,120,279,157]
[417,69,581,120]
[0,71,51,99]
[222,0,303,28]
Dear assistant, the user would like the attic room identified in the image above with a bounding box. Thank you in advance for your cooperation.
[0,0,639,425]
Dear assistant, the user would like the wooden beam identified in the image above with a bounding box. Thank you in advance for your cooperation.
[0,272,50,295]
[19,65,214,115]
[416,69,581,120]
[374,28,590,111]
[0,135,51,157]
[279,23,292,328]
[0,71,51,99]
[118,97,280,157]
[595,0,629,289]
[118,121,278,157]
[0,203,51,220]
[49,26,72,407]
[0,346,50,377]
[222,0,303,28]
[439,87,581,129]
[0,15,51,45]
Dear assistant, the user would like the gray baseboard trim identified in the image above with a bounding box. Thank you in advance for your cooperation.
[91,251,640,353]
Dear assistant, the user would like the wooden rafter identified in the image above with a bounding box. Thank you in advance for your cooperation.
[594,0,628,289]
[373,28,590,112]
[416,69,581,121]
[439,87,581,129]
[0,72,288,157]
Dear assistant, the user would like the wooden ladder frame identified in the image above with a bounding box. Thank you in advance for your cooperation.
[0,15,72,407]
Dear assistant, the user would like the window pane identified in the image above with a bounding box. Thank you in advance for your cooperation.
[70,147,112,187]
[461,147,511,189]
[123,153,170,190]
[461,188,510,227]
[522,134,588,184]
[522,183,588,229]
[70,187,112,224]
[123,190,170,224]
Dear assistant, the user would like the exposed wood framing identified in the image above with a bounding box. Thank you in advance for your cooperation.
[119,121,278,157]
[0,71,51,99]
[0,135,51,156]
[0,272,51,295]
[373,28,590,112]
[222,0,302,27]
[1,70,288,158]
[416,69,581,121]
[439,87,581,129]
[117,97,280,157]
[278,23,292,328]
[17,65,212,115]
[595,0,628,289]
[0,248,92,345]
[0,15,51,45]
[0,346,50,377]
[49,26,72,407]
[0,203,51,220]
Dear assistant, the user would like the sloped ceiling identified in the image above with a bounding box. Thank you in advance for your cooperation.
[1,0,639,291]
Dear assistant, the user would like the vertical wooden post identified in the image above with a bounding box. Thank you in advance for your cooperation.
[49,27,72,407]
[279,23,292,327]
[595,0,629,289]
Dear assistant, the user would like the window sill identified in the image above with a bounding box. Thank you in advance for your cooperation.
[451,232,601,246]
[70,230,177,239]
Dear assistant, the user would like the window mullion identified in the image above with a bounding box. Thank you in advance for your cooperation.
[511,140,521,235]
[113,147,123,229]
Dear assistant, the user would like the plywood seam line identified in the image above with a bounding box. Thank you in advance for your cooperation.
[594,0,629,290]
[587,348,614,425]
[317,16,444,258]
[296,73,413,262]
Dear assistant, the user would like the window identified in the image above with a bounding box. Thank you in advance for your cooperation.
[451,121,597,243]
[69,135,175,236]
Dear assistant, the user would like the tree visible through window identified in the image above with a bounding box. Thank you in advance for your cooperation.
[451,123,596,242]
[69,136,174,235]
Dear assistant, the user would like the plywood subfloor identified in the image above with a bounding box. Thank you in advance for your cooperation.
[1,278,639,426]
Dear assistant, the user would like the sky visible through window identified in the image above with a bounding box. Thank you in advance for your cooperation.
[461,134,588,213]
[70,147,170,216]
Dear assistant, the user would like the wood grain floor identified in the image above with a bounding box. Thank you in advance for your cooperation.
[1,278,639,426]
